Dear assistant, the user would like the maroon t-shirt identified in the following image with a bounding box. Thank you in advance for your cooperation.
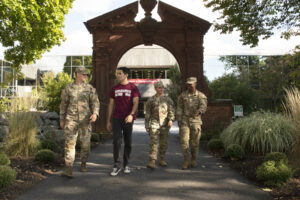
[109,83,140,120]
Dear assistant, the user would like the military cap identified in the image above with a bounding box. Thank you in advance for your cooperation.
[186,77,197,84]
[75,66,89,75]
[154,81,164,88]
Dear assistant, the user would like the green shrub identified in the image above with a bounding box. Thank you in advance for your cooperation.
[0,165,17,188]
[0,97,10,112]
[40,139,57,151]
[264,152,288,165]
[225,144,245,159]
[221,111,295,155]
[256,160,293,187]
[0,152,10,166]
[35,149,56,163]
[207,139,223,151]
[40,72,72,113]
[91,133,100,142]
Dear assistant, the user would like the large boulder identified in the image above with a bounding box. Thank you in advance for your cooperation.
[40,129,65,147]
[0,125,9,142]
[41,112,59,120]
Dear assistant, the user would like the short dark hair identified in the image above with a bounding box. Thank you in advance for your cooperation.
[117,67,130,75]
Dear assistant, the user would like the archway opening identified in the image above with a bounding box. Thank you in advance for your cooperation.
[117,44,180,117]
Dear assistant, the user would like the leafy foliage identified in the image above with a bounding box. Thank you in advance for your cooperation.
[0,0,74,73]
[207,139,223,151]
[166,64,181,107]
[203,0,300,47]
[225,144,245,160]
[256,160,293,187]
[40,71,72,113]
[264,152,288,165]
[35,149,56,163]
[209,74,258,113]
[91,133,100,143]
[221,112,295,155]
[0,97,10,112]
[0,152,10,166]
[40,139,58,152]
[0,166,17,188]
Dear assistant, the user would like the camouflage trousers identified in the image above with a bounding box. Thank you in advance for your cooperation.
[149,127,170,161]
[179,121,202,158]
[64,120,91,167]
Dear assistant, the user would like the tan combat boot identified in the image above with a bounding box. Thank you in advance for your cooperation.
[181,154,189,170]
[61,166,73,178]
[191,158,197,168]
[159,157,167,167]
[147,159,156,169]
[80,162,87,172]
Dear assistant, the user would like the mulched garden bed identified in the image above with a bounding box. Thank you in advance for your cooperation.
[200,141,300,200]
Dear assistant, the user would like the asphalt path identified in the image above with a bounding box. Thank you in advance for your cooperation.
[16,119,272,200]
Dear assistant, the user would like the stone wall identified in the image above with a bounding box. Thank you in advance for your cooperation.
[202,99,233,131]
[0,112,64,146]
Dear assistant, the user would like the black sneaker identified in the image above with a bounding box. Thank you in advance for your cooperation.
[110,167,121,176]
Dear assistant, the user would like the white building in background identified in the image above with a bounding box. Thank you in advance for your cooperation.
[0,46,178,98]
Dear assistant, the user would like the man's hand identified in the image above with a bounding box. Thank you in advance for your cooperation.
[60,120,65,130]
[106,121,112,132]
[125,114,133,123]
[146,127,150,132]
[90,113,97,123]
[168,121,173,128]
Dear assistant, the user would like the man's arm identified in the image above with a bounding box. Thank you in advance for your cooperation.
[144,99,151,132]
[90,87,100,122]
[125,97,139,123]
[106,98,114,131]
[176,94,183,127]
[59,88,69,129]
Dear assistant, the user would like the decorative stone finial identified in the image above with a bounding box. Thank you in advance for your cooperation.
[138,0,160,45]
[140,0,157,19]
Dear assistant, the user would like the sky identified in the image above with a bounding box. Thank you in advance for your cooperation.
[1,0,299,81]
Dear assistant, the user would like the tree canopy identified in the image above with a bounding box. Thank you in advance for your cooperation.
[203,0,300,47]
[0,0,73,73]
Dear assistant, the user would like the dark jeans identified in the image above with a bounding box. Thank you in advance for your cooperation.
[112,118,133,168]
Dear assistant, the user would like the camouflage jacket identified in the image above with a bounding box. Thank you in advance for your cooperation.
[176,90,207,124]
[145,95,175,129]
[60,82,100,122]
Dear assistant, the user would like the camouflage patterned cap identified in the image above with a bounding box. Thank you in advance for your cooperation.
[75,67,89,75]
[154,81,164,88]
[186,77,197,84]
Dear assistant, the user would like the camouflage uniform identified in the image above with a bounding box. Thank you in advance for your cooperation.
[145,90,175,163]
[60,69,100,169]
[176,78,207,168]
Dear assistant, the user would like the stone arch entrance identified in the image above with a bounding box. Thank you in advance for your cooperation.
[85,0,212,132]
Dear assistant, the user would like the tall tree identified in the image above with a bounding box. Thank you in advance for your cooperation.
[0,0,73,74]
[203,0,300,47]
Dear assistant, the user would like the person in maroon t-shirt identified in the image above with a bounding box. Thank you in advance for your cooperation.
[107,67,140,176]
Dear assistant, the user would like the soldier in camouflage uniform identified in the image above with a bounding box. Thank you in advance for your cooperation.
[176,77,207,170]
[145,81,175,169]
[60,66,100,178]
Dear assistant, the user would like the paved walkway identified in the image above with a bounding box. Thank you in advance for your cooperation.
[16,119,272,200]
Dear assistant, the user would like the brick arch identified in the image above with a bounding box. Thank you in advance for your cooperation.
[85,1,212,132]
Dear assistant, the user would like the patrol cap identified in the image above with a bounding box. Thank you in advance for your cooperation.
[186,77,197,84]
[75,66,89,75]
[154,81,164,88]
